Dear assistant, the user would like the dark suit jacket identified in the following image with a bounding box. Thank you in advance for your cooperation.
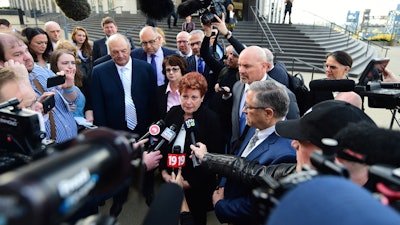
[92,36,135,62]
[215,127,296,225]
[155,84,168,120]
[186,55,215,104]
[230,77,300,146]
[91,58,156,136]
[269,61,290,88]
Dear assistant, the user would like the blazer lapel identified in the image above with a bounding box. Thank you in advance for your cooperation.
[246,133,280,160]
[235,127,255,156]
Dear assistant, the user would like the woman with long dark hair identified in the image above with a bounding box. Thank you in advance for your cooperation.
[21,27,53,68]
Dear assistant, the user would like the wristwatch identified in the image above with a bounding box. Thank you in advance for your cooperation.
[224,31,232,38]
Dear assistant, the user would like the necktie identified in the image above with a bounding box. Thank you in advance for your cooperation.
[150,54,157,78]
[197,57,204,74]
[239,88,248,136]
[120,67,137,130]
[241,130,259,157]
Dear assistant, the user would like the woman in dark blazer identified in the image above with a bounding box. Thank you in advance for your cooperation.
[159,72,224,225]
[155,55,188,120]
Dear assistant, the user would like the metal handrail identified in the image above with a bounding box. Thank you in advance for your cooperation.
[303,10,389,56]
[291,57,325,81]
[249,6,283,54]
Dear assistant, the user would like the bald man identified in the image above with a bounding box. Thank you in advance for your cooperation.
[131,26,176,86]
[231,46,300,147]
[44,21,62,49]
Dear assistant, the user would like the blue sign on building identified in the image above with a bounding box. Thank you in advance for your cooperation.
[346,11,360,23]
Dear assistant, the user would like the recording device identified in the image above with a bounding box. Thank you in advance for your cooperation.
[309,79,355,92]
[142,183,183,225]
[42,95,55,114]
[177,0,227,25]
[183,118,200,167]
[153,124,178,151]
[0,98,46,162]
[357,58,390,86]
[167,146,186,169]
[47,75,65,88]
[54,0,91,21]
[138,119,166,142]
[0,127,142,225]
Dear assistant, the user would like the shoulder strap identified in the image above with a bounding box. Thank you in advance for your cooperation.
[32,77,56,141]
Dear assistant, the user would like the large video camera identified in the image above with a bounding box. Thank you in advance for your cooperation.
[177,0,227,25]
[0,126,143,225]
[0,98,48,173]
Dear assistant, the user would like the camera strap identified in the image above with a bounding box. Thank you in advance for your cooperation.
[32,77,57,141]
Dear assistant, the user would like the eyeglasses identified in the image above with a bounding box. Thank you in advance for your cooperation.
[141,38,158,46]
[243,104,266,111]
[189,41,201,47]
[165,67,180,73]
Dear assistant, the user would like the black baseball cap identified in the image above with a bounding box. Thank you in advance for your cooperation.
[275,100,376,154]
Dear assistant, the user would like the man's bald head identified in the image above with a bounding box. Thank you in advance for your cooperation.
[238,46,268,84]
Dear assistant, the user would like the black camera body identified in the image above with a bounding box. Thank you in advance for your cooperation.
[0,99,47,172]
[200,0,227,25]
[178,0,228,25]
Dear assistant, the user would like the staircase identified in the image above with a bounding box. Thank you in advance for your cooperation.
[45,13,378,77]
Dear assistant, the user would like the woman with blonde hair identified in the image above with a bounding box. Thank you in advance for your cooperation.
[72,26,92,79]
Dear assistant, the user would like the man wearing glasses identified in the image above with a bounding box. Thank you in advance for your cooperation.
[213,80,296,225]
[175,31,192,58]
[131,26,176,87]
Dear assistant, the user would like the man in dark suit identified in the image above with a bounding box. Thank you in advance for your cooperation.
[230,46,300,148]
[191,80,296,225]
[186,29,216,104]
[91,33,158,216]
[131,26,176,86]
[92,16,135,62]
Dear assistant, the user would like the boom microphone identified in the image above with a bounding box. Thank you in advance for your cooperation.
[153,124,178,151]
[139,0,174,20]
[184,118,200,167]
[309,79,355,92]
[0,128,142,225]
[55,0,91,21]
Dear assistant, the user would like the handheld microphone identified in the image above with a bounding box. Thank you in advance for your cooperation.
[183,118,200,167]
[167,146,186,169]
[142,183,183,225]
[309,79,355,92]
[55,0,91,21]
[138,119,165,141]
[139,0,174,20]
[0,127,143,225]
[153,124,178,151]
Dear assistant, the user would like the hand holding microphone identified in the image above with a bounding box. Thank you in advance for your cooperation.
[189,142,208,164]
[184,118,200,167]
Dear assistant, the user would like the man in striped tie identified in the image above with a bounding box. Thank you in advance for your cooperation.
[91,33,160,216]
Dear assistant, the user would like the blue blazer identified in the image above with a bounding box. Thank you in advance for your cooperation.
[91,58,157,136]
[215,127,296,225]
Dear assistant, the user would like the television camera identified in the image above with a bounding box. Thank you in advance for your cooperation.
[0,98,48,173]
[177,0,228,25]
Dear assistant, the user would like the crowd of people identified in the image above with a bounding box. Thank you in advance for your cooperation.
[0,2,400,224]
